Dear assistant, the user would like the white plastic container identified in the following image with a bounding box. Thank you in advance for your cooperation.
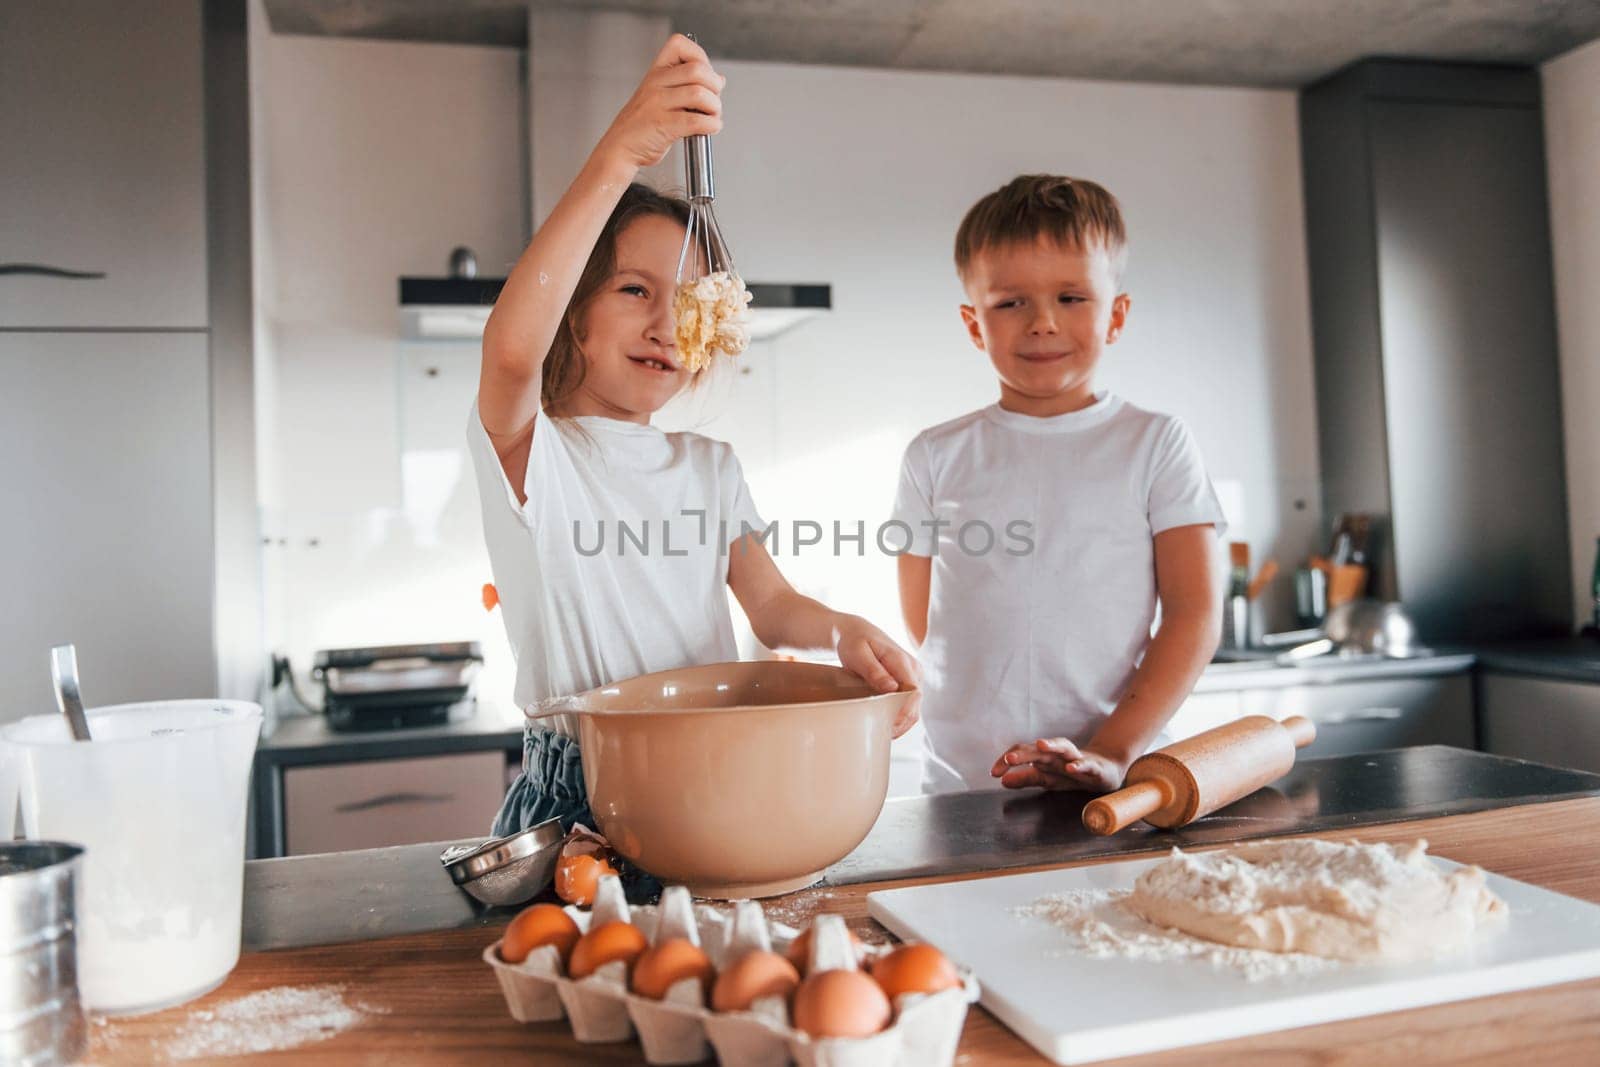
[0,700,262,1014]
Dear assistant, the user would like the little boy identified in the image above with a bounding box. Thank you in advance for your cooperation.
[893,174,1225,795]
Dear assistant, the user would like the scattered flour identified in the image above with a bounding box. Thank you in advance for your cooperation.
[159,984,370,1060]
[757,889,833,929]
[1014,888,1338,983]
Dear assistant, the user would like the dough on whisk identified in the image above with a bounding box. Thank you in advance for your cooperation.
[673,272,751,372]
[1126,838,1506,962]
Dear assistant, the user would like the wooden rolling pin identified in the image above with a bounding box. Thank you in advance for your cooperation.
[1082,715,1317,835]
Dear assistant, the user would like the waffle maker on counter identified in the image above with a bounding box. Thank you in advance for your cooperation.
[310,641,483,732]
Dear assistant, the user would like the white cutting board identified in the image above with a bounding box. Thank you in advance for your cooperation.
[867,854,1600,1064]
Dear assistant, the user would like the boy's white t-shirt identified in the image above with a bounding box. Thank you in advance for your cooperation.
[468,403,764,737]
[892,393,1226,794]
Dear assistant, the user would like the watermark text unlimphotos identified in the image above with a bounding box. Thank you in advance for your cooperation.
[570,510,1035,558]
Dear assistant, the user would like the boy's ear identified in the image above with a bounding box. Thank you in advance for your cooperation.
[1106,294,1132,344]
[959,304,986,351]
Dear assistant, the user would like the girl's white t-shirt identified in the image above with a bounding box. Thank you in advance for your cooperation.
[468,403,764,737]
[892,394,1227,794]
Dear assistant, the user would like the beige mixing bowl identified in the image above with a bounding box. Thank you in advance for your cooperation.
[530,661,913,899]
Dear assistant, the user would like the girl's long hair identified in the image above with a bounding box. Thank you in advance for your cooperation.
[541,183,692,414]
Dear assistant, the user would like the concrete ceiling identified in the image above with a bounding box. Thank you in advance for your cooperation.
[263,0,1600,88]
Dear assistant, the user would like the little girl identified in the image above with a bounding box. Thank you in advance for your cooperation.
[472,35,920,838]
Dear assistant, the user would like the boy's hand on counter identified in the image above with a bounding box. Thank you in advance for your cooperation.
[991,738,1127,793]
[833,616,921,739]
[595,33,725,173]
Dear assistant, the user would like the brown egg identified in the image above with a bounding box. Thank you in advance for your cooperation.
[711,950,801,1013]
[498,903,580,965]
[555,852,619,907]
[568,920,648,980]
[630,938,716,1001]
[870,943,961,1000]
[784,922,863,975]
[792,969,892,1039]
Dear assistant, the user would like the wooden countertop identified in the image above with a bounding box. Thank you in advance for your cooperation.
[91,797,1600,1065]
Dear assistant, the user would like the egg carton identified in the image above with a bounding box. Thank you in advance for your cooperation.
[484,874,979,1067]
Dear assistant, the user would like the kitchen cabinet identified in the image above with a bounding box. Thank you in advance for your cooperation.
[250,707,527,858]
[0,332,216,718]
[0,1,208,328]
[1480,674,1600,774]
[0,2,261,714]
[1176,668,1475,759]
[1239,675,1474,759]
[1300,62,1570,640]
[282,751,509,855]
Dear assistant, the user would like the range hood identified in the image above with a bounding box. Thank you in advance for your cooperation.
[400,277,830,343]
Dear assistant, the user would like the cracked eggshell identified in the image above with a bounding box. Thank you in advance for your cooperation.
[554,827,622,906]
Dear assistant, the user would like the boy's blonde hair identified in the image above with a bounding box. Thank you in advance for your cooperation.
[954,174,1128,284]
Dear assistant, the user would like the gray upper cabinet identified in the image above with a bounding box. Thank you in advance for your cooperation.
[1300,62,1571,642]
[0,332,215,722]
[0,1,207,328]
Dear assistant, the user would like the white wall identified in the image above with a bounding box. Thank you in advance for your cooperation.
[1544,37,1600,629]
[253,40,1322,709]
[527,9,674,225]
[254,32,525,696]
[661,61,1321,640]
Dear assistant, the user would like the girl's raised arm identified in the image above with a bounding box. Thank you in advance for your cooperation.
[478,34,724,473]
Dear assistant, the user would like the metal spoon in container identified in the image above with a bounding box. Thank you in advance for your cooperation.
[49,644,92,742]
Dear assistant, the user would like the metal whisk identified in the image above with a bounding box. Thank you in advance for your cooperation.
[676,34,736,286]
